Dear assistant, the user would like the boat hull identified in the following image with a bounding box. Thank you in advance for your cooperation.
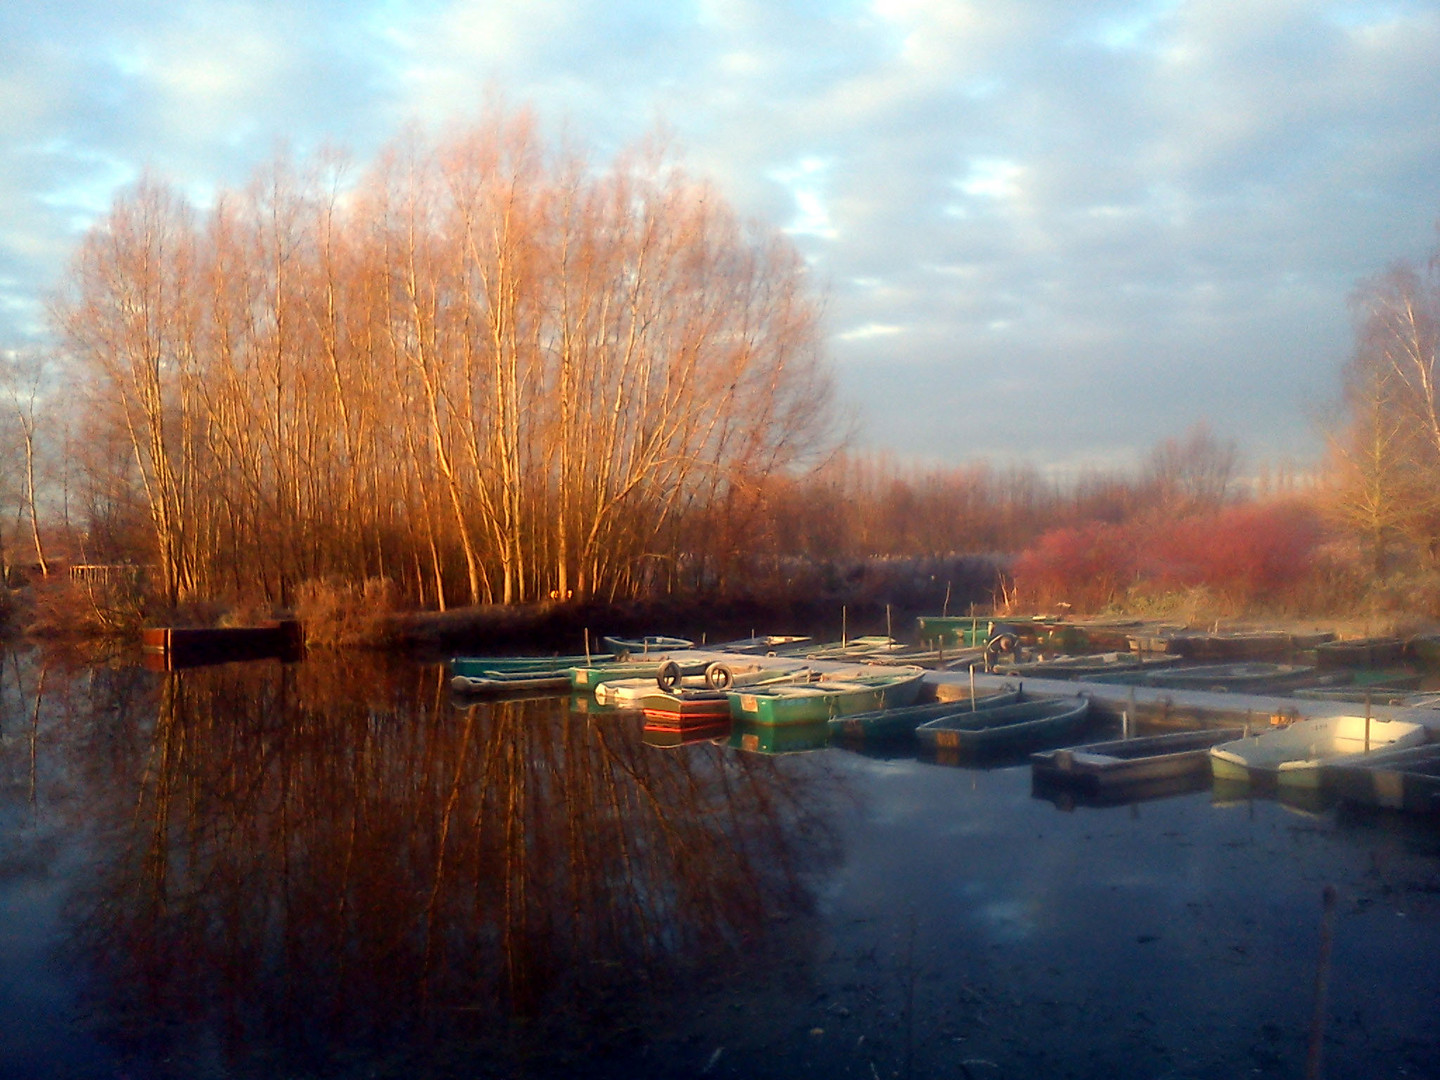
[1031,727,1246,788]
[915,696,1092,755]
[728,669,926,726]
[1323,744,1440,813]
[1208,716,1429,787]
[827,689,1022,741]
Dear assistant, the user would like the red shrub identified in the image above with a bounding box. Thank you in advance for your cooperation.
[1011,522,1139,610]
[1013,498,1326,613]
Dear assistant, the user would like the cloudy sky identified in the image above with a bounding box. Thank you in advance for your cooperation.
[3,0,1438,474]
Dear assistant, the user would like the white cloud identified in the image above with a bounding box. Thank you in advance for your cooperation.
[837,322,906,341]
[0,0,1436,467]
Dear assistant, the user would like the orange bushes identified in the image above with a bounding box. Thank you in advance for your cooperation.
[1013,499,1327,614]
[1011,522,1139,611]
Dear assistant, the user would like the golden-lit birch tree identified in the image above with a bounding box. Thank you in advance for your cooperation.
[55,108,837,608]
[1331,255,1440,568]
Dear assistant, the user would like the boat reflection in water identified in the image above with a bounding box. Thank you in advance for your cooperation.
[57,654,842,1076]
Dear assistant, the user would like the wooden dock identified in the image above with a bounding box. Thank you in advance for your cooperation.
[141,620,305,670]
[927,669,1440,738]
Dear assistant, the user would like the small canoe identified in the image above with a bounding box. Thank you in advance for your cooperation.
[1031,727,1246,788]
[601,634,694,657]
[1292,684,1420,705]
[1314,636,1406,669]
[1406,633,1440,669]
[776,636,907,661]
[450,670,573,697]
[1209,715,1429,788]
[568,655,705,691]
[1322,743,1440,813]
[1124,662,1323,693]
[728,667,926,726]
[993,652,1167,679]
[1160,630,1293,660]
[450,653,613,678]
[915,696,1092,755]
[827,688,1022,742]
[709,634,812,655]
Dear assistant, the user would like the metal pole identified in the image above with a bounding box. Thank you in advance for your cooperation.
[1305,884,1338,1080]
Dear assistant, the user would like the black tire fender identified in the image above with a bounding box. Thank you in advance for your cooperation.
[705,662,734,690]
[657,660,683,691]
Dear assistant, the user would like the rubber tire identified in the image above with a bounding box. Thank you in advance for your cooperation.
[657,660,683,691]
[705,662,734,690]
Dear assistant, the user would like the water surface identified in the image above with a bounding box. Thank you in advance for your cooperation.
[1,650,1437,1079]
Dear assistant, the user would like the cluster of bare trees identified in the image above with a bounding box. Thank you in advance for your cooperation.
[1328,246,1440,574]
[749,424,1243,564]
[52,109,835,609]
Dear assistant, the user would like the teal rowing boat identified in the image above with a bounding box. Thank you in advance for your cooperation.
[451,653,613,678]
[915,695,1092,755]
[450,669,573,696]
[568,655,705,691]
[827,687,1022,742]
[727,667,926,726]
[601,634,694,656]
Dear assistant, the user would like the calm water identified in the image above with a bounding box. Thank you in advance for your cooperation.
[1,649,1437,1080]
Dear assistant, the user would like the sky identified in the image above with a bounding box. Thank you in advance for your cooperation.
[3,0,1439,477]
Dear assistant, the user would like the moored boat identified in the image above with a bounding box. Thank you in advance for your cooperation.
[601,634,694,657]
[1314,636,1407,669]
[450,669,573,697]
[638,665,812,723]
[1292,683,1421,705]
[569,654,705,691]
[914,695,1092,755]
[1031,727,1246,789]
[1322,742,1440,813]
[1102,661,1326,694]
[1208,715,1429,788]
[915,616,998,648]
[709,634,812,655]
[827,687,1022,742]
[1160,630,1293,660]
[450,652,613,678]
[728,667,926,726]
[992,652,1178,680]
[1406,633,1440,669]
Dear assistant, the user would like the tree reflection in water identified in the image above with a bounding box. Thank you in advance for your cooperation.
[56,652,841,1075]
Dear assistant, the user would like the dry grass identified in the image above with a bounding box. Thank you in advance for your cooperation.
[294,577,402,649]
[23,575,146,639]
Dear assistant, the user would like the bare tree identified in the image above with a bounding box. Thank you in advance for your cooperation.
[1337,253,1440,566]
[1141,422,1239,511]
